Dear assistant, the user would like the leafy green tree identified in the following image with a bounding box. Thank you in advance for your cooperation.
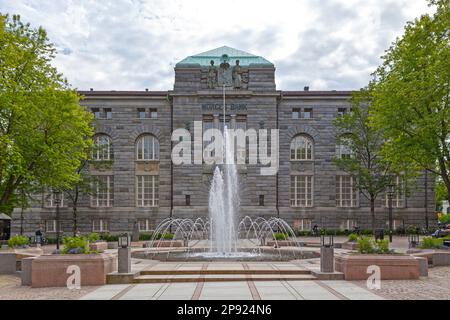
[0,14,94,214]
[435,178,448,211]
[334,91,400,233]
[369,0,450,202]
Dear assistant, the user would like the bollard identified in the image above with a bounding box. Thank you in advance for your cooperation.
[320,235,334,273]
[118,247,131,274]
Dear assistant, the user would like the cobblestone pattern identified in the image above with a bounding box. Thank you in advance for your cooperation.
[353,267,450,300]
[0,275,98,300]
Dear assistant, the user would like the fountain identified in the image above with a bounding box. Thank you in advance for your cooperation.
[134,89,316,261]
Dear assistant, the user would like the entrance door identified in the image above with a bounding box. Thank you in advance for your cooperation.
[0,220,11,240]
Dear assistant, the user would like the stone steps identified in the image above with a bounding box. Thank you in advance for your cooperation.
[139,269,312,275]
[133,273,317,283]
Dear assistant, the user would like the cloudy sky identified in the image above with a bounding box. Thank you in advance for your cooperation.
[1,0,434,91]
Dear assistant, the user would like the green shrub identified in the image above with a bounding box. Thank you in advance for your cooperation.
[8,235,29,248]
[420,237,443,249]
[360,230,374,236]
[100,233,119,242]
[406,225,419,235]
[348,233,359,242]
[357,237,391,254]
[139,233,154,241]
[439,214,450,224]
[89,233,101,243]
[297,230,313,237]
[62,236,89,254]
[357,236,375,254]
[273,232,289,241]
[160,233,174,240]
[375,239,390,254]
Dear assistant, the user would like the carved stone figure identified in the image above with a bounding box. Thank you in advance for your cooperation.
[218,54,233,86]
[207,60,217,89]
[232,60,242,89]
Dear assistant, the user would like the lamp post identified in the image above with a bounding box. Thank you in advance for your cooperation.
[386,184,395,243]
[54,190,62,250]
[118,233,131,274]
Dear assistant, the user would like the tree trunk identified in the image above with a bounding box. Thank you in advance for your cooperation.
[370,197,376,234]
[72,206,78,237]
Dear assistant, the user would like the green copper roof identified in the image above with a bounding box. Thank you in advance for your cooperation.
[176,46,274,68]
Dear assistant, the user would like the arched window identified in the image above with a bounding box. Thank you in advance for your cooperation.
[136,135,159,161]
[93,135,113,161]
[336,136,353,160]
[290,135,313,160]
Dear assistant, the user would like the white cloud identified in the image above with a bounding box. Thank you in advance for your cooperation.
[0,0,434,90]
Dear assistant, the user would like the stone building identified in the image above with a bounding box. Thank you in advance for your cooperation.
[12,46,435,236]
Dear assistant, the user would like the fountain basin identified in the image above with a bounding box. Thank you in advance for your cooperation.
[132,247,319,262]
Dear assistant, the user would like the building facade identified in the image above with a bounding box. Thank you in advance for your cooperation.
[12,46,436,236]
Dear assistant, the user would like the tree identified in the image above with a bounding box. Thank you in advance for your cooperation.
[370,0,450,202]
[63,159,92,236]
[334,91,398,233]
[435,178,448,211]
[0,14,94,214]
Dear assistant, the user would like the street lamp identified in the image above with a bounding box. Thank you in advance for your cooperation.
[54,190,62,251]
[118,234,130,248]
[386,183,395,243]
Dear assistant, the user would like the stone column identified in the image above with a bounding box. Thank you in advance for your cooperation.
[230,114,236,129]
[118,247,131,274]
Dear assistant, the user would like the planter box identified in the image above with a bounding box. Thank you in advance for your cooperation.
[149,240,184,248]
[89,241,108,253]
[266,240,299,247]
[31,253,117,288]
[335,254,420,280]
[341,242,359,251]
[0,253,16,274]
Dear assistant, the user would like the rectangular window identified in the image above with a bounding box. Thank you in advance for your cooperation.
[337,108,347,117]
[138,219,151,232]
[104,108,113,119]
[384,176,405,208]
[92,219,108,232]
[45,220,58,233]
[138,108,148,119]
[292,108,300,119]
[92,108,101,119]
[150,108,158,119]
[259,195,265,206]
[340,219,357,231]
[386,219,404,230]
[290,175,313,207]
[336,176,358,207]
[303,108,313,119]
[91,176,114,207]
[296,219,312,231]
[186,195,191,206]
[44,191,67,208]
[136,175,159,207]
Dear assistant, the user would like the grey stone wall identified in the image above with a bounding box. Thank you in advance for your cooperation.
[11,65,436,236]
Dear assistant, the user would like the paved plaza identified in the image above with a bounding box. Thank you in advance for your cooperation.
[2,262,449,300]
[79,280,383,300]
